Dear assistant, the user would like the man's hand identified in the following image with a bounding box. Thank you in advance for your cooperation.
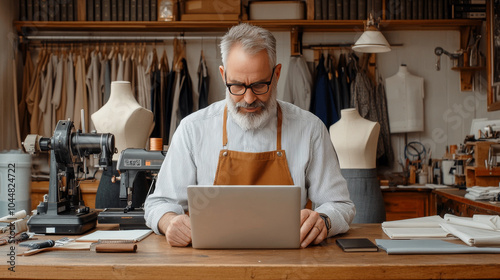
[158,212,191,247]
[299,209,327,248]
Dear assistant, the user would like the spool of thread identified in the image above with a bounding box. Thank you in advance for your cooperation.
[150,138,163,151]
[418,171,428,185]
[449,144,458,155]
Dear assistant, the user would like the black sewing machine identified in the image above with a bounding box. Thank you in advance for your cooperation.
[23,120,115,234]
[98,148,165,229]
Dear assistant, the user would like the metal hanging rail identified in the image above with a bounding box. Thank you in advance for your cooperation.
[22,35,220,41]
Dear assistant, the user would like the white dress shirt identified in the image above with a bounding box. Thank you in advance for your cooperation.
[283,56,313,111]
[144,100,355,238]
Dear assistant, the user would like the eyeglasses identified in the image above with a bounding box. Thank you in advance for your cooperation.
[225,66,276,96]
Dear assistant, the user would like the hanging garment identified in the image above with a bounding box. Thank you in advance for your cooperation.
[123,52,132,83]
[341,169,385,223]
[385,65,425,133]
[213,105,294,186]
[56,54,68,123]
[346,53,358,95]
[310,54,338,128]
[98,54,106,109]
[85,51,101,132]
[116,53,124,81]
[51,53,65,126]
[111,50,118,82]
[337,53,350,110]
[65,53,75,121]
[197,52,209,110]
[144,51,153,110]
[130,48,138,101]
[375,75,394,167]
[168,68,182,143]
[178,58,193,120]
[283,55,312,111]
[163,65,176,145]
[350,58,377,122]
[150,52,162,139]
[19,50,34,139]
[136,57,147,109]
[327,54,342,117]
[73,54,88,131]
[103,58,111,104]
[39,54,56,137]
[27,50,47,135]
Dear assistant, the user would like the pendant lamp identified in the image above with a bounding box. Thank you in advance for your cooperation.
[352,13,391,53]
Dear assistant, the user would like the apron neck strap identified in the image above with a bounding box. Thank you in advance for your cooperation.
[222,103,283,150]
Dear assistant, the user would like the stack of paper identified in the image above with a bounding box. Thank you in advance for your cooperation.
[441,214,500,246]
[381,216,453,239]
[465,186,500,201]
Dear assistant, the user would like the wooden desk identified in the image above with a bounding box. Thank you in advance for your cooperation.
[382,187,434,221]
[434,188,500,217]
[2,224,500,280]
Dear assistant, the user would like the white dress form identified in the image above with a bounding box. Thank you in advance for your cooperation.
[385,64,424,133]
[91,81,154,160]
[329,108,385,223]
[329,108,380,169]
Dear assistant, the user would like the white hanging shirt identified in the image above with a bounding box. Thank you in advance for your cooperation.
[385,66,424,133]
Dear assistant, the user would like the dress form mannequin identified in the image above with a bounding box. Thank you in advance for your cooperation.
[92,81,154,161]
[385,64,424,133]
[92,81,154,209]
[329,108,386,223]
[329,108,380,169]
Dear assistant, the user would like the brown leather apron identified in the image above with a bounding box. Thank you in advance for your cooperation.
[213,104,294,186]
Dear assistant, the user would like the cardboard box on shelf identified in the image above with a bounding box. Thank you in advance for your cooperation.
[249,1,305,20]
[180,13,239,21]
[181,0,240,15]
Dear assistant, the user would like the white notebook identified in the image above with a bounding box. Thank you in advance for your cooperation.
[76,229,152,242]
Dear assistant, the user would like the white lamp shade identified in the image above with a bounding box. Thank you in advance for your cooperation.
[352,30,391,53]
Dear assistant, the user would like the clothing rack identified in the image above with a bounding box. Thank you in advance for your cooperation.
[22,35,220,42]
[303,43,355,50]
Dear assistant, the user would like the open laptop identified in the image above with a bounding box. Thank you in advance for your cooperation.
[187,185,301,249]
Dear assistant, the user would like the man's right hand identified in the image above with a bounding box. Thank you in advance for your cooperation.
[158,212,192,247]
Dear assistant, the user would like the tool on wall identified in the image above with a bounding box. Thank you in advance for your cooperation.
[434,46,463,71]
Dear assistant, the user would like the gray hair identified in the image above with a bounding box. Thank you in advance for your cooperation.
[220,23,276,71]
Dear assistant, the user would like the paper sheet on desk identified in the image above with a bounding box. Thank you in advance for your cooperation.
[444,214,500,231]
[76,229,153,242]
[376,239,500,254]
[382,227,454,239]
[382,216,453,239]
[440,223,500,246]
[382,215,444,228]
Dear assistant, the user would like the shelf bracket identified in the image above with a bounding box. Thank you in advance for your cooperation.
[290,27,301,56]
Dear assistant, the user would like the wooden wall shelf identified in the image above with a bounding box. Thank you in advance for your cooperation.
[14,19,483,34]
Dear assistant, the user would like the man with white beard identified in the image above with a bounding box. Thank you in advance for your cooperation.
[144,23,355,248]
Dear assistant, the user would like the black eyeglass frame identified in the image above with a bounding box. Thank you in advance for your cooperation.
[224,66,277,96]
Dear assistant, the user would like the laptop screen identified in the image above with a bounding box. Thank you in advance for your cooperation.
[187,185,301,249]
